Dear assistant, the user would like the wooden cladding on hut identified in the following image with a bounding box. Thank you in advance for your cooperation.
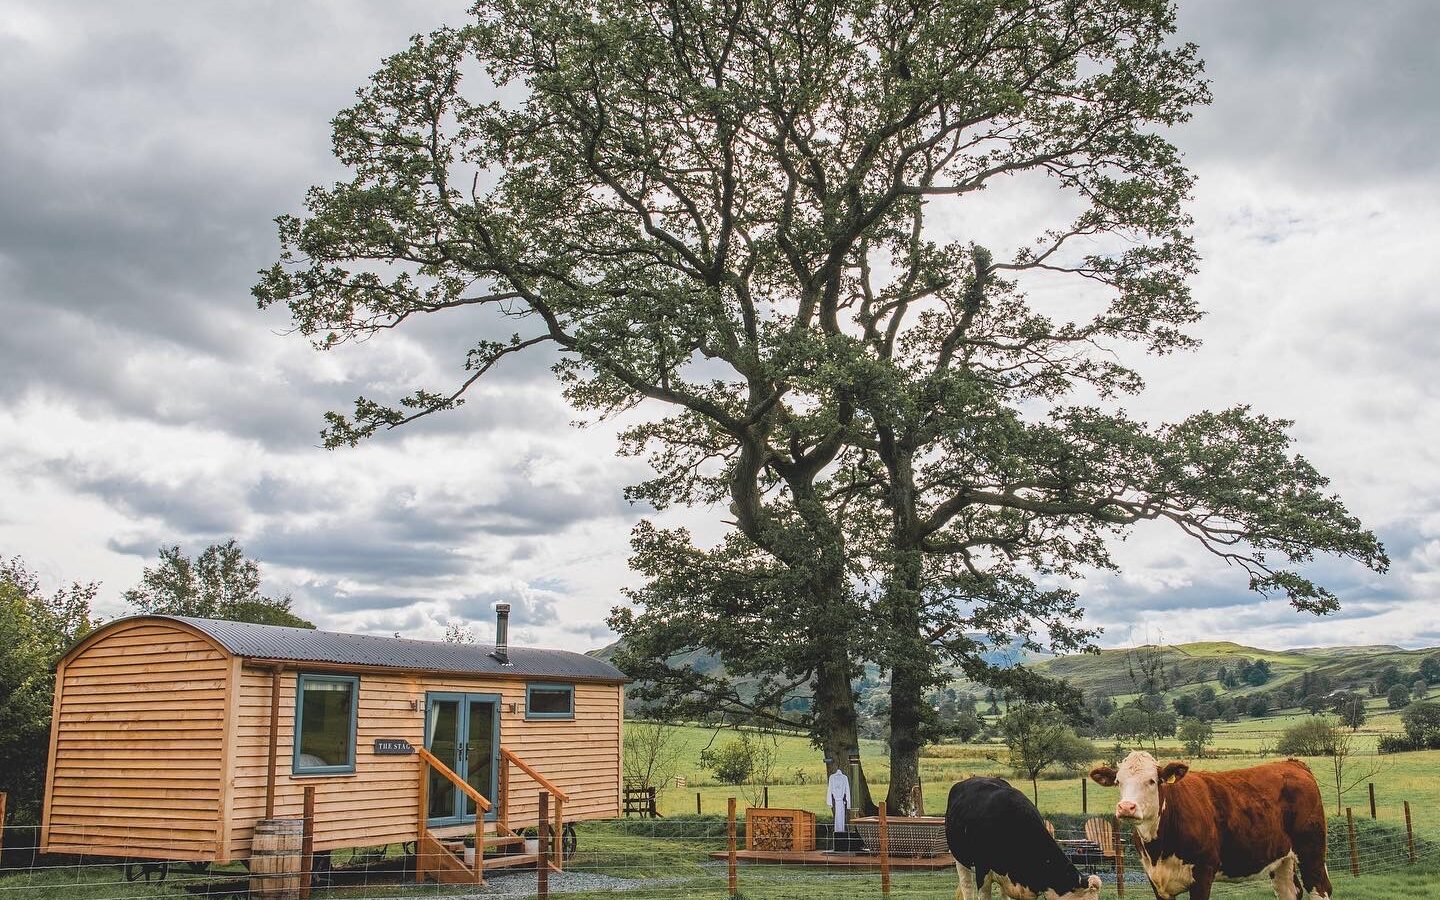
[41,616,626,864]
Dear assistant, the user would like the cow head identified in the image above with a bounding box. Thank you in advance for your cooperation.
[1049,873,1103,900]
[1089,751,1188,836]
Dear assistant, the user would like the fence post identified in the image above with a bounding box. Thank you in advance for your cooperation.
[0,791,7,857]
[763,786,769,809]
[538,791,550,900]
[300,786,315,900]
[1368,783,1376,819]
[727,797,738,897]
[1345,807,1359,877]
[1114,821,1125,897]
[1081,778,1087,814]
[1405,800,1415,864]
[879,800,891,898]
[697,792,702,816]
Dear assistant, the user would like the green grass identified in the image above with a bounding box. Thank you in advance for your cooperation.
[0,868,191,899]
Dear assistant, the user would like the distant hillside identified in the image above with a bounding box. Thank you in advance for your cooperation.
[1016,640,1439,701]
[592,636,1440,710]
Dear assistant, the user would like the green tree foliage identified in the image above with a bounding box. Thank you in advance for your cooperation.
[1177,717,1213,758]
[1276,717,1339,757]
[255,0,1387,816]
[1331,692,1367,731]
[1386,683,1411,710]
[124,540,313,628]
[1419,655,1440,685]
[1374,664,1405,695]
[1247,696,1271,718]
[1106,704,1175,747]
[0,557,98,824]
[1241,659,1273,687]
[1401,702,1440,749]
[1002,704,1096,805]
[698,734,758,785]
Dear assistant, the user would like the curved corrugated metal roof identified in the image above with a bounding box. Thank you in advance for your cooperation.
[149,616,627,682]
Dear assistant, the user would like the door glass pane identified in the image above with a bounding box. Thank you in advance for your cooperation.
[427,699,460,820]
[465,700,496,818]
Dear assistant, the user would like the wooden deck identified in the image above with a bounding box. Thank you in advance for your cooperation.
[710,849,956,869]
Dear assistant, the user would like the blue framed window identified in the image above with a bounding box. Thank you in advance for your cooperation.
[293,674,359,775]
[525,683,574,720]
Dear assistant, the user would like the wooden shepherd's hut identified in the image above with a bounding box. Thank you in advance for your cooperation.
[41,605,625,882]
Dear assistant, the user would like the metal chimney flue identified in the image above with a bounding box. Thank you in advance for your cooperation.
[492,602,511,665]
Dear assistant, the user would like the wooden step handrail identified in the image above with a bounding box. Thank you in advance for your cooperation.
[500,747,569,801]
[417,746,493,812]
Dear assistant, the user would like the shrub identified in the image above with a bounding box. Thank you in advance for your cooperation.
[1386,684,1411,709]
[1401,701,1440,749]
[698,735,756,785]
[1377,734,1418,754]
[1276,717,1338,756]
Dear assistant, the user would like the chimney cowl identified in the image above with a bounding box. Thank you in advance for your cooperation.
[491,602,512,666]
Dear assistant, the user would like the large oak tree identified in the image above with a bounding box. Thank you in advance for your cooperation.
[258,0,1385,812]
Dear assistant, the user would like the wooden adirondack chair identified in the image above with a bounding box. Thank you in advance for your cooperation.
[1084,817,1118,859]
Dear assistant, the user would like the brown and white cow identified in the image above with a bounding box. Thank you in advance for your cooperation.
[1089,752,1331,900]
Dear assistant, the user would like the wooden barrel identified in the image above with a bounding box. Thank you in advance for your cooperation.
[250,818,304,900]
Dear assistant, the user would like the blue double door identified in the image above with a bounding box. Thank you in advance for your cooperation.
[424,692,500,826]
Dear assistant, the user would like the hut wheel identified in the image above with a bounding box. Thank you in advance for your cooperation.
[561,822,578,860]
[123,862,169,883]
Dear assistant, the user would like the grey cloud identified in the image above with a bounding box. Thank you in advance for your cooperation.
[55,465,246,538]
[249,524,471,579]
[452,589,560,630]
[1176,1,1440,189]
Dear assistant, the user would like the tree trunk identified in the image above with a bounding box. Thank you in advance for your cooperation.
[884,545,927,817]
[814,651,877,815]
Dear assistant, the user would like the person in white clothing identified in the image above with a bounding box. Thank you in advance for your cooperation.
[825,756,851,850]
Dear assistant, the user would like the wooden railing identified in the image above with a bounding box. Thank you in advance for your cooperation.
[415,746,491,885]
[500,746,569,871]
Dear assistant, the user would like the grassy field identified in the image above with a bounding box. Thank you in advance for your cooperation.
[6,714,1437,899]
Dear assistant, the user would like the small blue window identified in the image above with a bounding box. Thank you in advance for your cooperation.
[526,683,574,720]
[293,674,359,775]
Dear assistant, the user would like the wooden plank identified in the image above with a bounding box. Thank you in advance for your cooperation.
[878,801,890,897]
[538,791,549,899]
[40,657,66,853]
[301,786,315,900]
[266,664,282,819]
[727,797,738,896]
[1346,807,1359,876]
[218,654,241,864]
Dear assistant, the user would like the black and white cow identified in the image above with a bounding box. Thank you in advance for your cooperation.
[946,776,1103,900]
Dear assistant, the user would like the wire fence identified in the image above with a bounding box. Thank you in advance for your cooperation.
[1,800,1436,900]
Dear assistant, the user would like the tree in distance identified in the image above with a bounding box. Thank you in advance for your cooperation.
[1002,704,1095,805]
[124,539,313,628]
[1177,717,1213,758]
[1331,692,1367,731]
[1386,683,1411,710]
[256,0,1387,814]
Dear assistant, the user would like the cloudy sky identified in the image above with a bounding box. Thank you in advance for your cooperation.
[3,1,1437,653]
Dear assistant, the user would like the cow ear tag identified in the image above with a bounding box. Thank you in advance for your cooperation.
[1164,772,1179,784]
